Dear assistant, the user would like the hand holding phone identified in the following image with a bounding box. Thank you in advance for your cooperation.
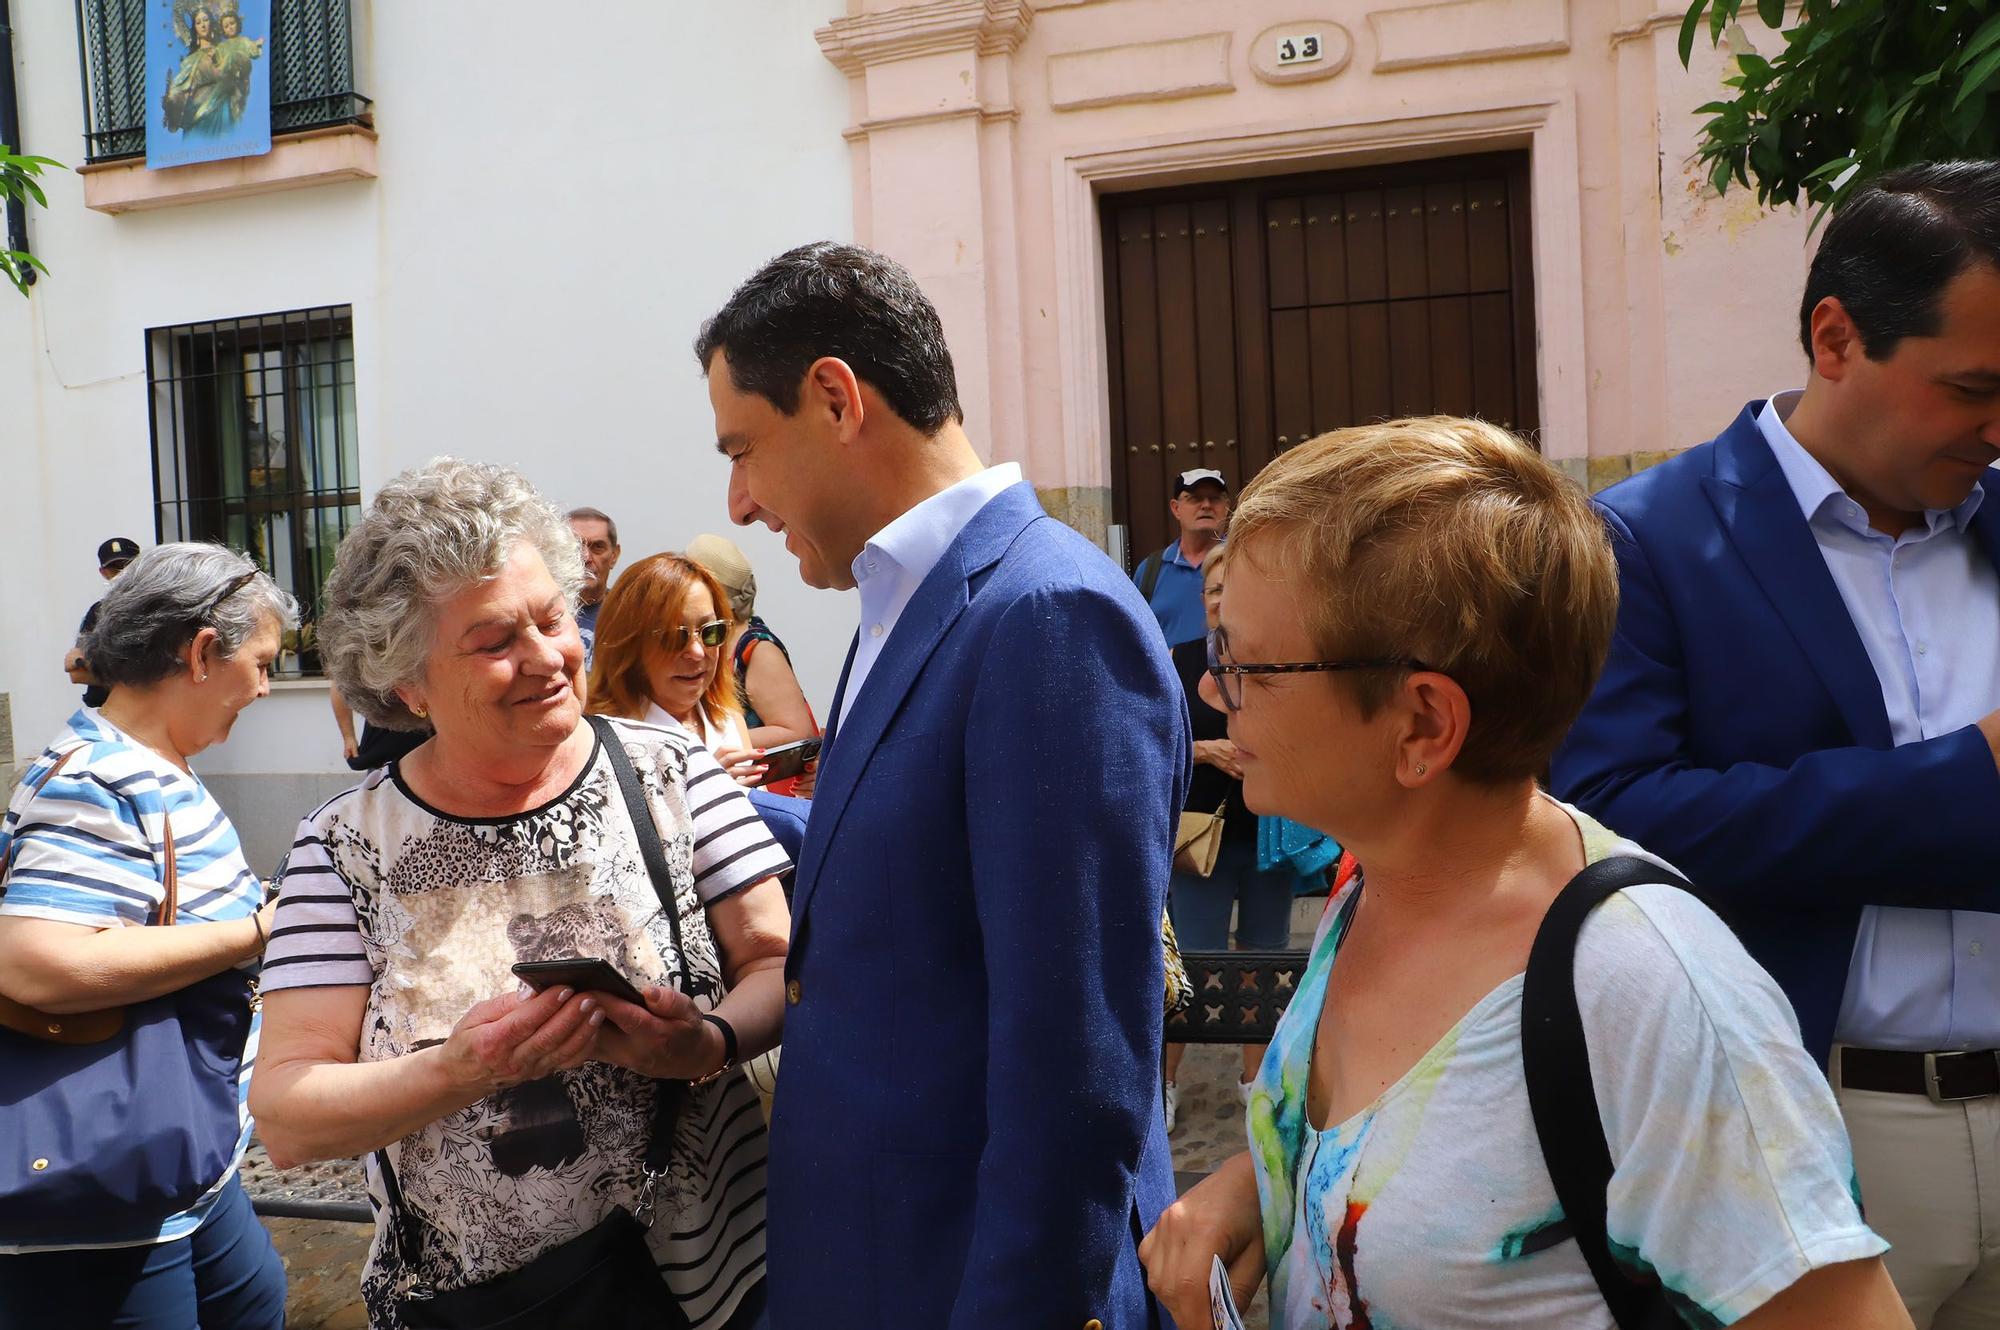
[753,736,822,786]
[510,957,645,1006]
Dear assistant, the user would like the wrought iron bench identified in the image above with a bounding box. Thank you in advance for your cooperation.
[1168,949,1309,1193]
[1169,949,1307,1046]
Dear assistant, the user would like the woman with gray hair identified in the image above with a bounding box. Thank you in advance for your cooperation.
[251,459,790,1330]
[0,543,292,1328]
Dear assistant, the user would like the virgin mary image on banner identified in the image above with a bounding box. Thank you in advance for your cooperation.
[146,0,271,169]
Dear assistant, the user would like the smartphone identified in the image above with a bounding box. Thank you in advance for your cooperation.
[754,736,822,786]
[510,957,645,1005]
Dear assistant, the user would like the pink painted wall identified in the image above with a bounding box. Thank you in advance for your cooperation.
[821,0,1815,526]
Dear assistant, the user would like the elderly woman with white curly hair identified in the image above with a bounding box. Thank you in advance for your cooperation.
[250,459,790,1330]
[0,543,293,1330]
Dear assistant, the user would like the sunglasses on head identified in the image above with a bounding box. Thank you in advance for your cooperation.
[657,619,728,652]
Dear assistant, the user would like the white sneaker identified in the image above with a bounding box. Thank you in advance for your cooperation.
[1238,1078,1255,1108]
[1164,1080,1180,1133]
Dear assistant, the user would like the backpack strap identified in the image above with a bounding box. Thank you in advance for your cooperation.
[1136,549,1166,602]
[1521,855,1696,1330]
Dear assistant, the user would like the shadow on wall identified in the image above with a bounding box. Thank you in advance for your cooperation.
[206,773,359,879]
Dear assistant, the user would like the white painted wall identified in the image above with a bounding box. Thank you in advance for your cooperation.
[1,2,857,862]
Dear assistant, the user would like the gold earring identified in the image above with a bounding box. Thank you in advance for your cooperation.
[1414,761,1428,777]
[412,704,428,719]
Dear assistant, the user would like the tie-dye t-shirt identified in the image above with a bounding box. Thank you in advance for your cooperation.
[1249,800,1885,1328]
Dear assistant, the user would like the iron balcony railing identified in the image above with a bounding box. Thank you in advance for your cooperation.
[73,0,370,163]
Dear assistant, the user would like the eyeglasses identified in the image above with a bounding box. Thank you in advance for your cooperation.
[656,619,729,652]
[1204,626,1431,712]
[198,570,258,623]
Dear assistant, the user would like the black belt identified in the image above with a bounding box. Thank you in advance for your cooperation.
[1840,1046,2000,1103]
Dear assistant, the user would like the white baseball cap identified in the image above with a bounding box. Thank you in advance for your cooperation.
[1173,468,1229,496]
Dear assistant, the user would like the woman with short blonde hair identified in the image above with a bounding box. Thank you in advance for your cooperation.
[1142,418,1905,1329]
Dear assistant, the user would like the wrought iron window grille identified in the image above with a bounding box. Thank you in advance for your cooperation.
[74,0,370,163]
[148,306,361,678]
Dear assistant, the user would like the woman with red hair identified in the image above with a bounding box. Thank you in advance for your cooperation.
[586,554,763,785]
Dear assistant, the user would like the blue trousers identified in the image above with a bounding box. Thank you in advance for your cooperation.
[1169,839,1297,951]
[0,1175,287,1330]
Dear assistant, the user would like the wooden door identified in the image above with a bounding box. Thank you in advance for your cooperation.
[1103,152,1537,563]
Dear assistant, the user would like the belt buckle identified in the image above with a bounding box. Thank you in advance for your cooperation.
[1923,1051,1992,1105]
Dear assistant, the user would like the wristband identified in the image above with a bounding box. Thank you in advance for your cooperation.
[691,1012,738,1086]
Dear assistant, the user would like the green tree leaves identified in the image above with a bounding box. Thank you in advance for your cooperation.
[1,145,63,297]
[1681,1,1999,222]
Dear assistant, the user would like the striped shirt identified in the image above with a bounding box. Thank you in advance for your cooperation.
[0,708,263,1252]
[262,718,788,1330]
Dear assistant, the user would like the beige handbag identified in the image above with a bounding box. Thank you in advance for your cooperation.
[1173,800,1227,878]
[743,1047,780,1122]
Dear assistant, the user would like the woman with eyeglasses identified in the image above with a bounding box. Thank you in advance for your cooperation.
[0,544,293,1328]
[1139,419,1906,1330]
[587,553,766,787]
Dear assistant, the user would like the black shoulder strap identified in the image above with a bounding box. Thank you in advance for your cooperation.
[591,715,696,1172]
[589,714,687,990]
[1137,550,1165,602]
[1521,855,1696,1330]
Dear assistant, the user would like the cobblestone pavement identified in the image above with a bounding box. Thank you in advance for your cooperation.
[1166,1040,1271,1330]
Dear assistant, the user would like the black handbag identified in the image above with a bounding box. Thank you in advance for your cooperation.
[378,717,696,1330]
[1520,855,1700,1330]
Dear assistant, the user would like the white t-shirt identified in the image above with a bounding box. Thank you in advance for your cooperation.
[1251,800,1886,1328]
[643,701,749,758]
[0,708,263,1251]
[262,718,789,1330]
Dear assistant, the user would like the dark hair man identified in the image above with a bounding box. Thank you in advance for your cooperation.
[566,506,619,666]
[1556,160,2000,1327]
[697,241,1186,1329]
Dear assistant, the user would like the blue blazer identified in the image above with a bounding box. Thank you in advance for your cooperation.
[1552,403,2000,1063]
[764,483,1189,1329]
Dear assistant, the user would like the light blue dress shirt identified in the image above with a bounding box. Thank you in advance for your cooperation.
[1758,391,2000,1051]
[838,463,1023,727]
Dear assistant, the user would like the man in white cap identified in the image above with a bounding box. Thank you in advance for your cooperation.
[1132,468,1230,646]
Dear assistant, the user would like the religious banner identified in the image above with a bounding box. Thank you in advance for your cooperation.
[146,0,272,170]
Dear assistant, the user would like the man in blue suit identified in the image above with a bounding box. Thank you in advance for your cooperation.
[697,242,1188,1329]
[1555,161,2000,1326]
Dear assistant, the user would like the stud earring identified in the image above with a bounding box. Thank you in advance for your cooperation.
[1414,761,1428,777]
[412,704,428,719]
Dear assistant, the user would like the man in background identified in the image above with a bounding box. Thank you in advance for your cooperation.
[567,506,620,666]
[63,537,139,709]
[1132,469,1229,646]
